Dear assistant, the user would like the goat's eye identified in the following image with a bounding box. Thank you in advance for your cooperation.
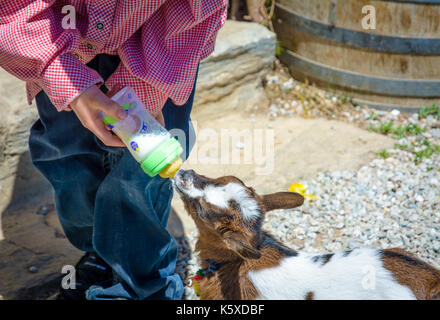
[216,226,229,235]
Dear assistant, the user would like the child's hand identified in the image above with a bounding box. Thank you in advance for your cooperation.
[70,85,127,147]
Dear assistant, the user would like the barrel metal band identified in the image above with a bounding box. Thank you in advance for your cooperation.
[280,49,440,98]
[274,3,440,55]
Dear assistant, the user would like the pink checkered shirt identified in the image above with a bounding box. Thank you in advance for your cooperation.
[0,1,227,112]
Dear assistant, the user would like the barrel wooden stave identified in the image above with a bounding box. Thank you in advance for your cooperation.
[277,0,440,37]
[274,0,440,111]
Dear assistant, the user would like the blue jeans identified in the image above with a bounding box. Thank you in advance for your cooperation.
[28,54,196,300]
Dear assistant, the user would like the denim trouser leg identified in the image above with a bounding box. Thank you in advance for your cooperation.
[28,54,196,300]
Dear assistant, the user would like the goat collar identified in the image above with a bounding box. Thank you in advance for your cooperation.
[193,259,224,299]
[196,259,224,277]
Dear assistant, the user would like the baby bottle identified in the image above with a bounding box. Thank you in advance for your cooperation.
[99,87,183,178]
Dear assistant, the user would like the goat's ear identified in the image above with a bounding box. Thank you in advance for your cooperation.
[262,192,304,212]
[223,231,261,260]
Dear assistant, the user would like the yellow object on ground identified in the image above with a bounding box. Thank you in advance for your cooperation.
[289,183,306,195]
[159,157,183,178]
[289,183,317,201]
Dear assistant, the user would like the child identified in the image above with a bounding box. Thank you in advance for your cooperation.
[0,1,227,300]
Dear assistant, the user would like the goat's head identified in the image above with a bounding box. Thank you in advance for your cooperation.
[173,169,304,260]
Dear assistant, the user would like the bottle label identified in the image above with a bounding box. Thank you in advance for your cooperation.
[130,141,139,151]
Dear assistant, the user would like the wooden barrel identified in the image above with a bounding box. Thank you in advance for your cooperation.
[273,0,440,112]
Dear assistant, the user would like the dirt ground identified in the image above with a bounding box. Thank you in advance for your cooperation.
[0,72,393,299]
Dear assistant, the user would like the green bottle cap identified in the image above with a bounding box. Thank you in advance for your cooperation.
[140,138,183,177]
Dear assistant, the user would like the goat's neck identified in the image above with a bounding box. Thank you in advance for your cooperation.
[195,228,242,266]
[196,230,297,270]
[195,230,297,299]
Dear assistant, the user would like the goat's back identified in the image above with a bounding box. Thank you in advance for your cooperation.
[381,248,440,300]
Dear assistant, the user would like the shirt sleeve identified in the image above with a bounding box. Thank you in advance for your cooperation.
[105,0,228,113]
[0,1,103,110]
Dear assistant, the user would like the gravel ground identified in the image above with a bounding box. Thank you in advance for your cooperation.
[175,67,440,299]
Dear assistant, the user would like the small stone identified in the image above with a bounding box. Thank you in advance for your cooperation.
[269,104,279,113]
[348,241,361,249]
[28,266,39,273]
[37,206,49,215]
[429,128,440,139]
[282,79,295,91]
[390,109,400,119]
[266,75,279,85]
[306,232,317,239]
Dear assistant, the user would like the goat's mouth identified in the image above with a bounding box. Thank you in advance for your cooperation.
[172,171,185,193]
[172,169,209,200]
[172,169,194,193]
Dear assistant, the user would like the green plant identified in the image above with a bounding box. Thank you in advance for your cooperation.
[414,140,439,164]
[391,125,406,138]
[394,143,410,151]
[419,104,440,118]
[275,40,284,57]
[394,139,440,164]
[377,149,391,159]
[370,121,425,138]
[391,123,425,138]
[378,121,394,134]
[404,123,424,135]
[341,96,347,104]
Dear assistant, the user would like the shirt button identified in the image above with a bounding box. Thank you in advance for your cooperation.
[74,53,80,59]
[87,43,94,50]
[96,22,104,30]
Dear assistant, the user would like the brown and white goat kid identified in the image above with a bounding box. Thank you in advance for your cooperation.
[173,169,440,300]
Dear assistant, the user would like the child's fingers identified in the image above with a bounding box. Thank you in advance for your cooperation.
[90,88,127,121]
[90,120,126,147]
[69,86,125,147]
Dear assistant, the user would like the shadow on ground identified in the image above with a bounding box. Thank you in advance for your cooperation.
[0,152,190,300]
